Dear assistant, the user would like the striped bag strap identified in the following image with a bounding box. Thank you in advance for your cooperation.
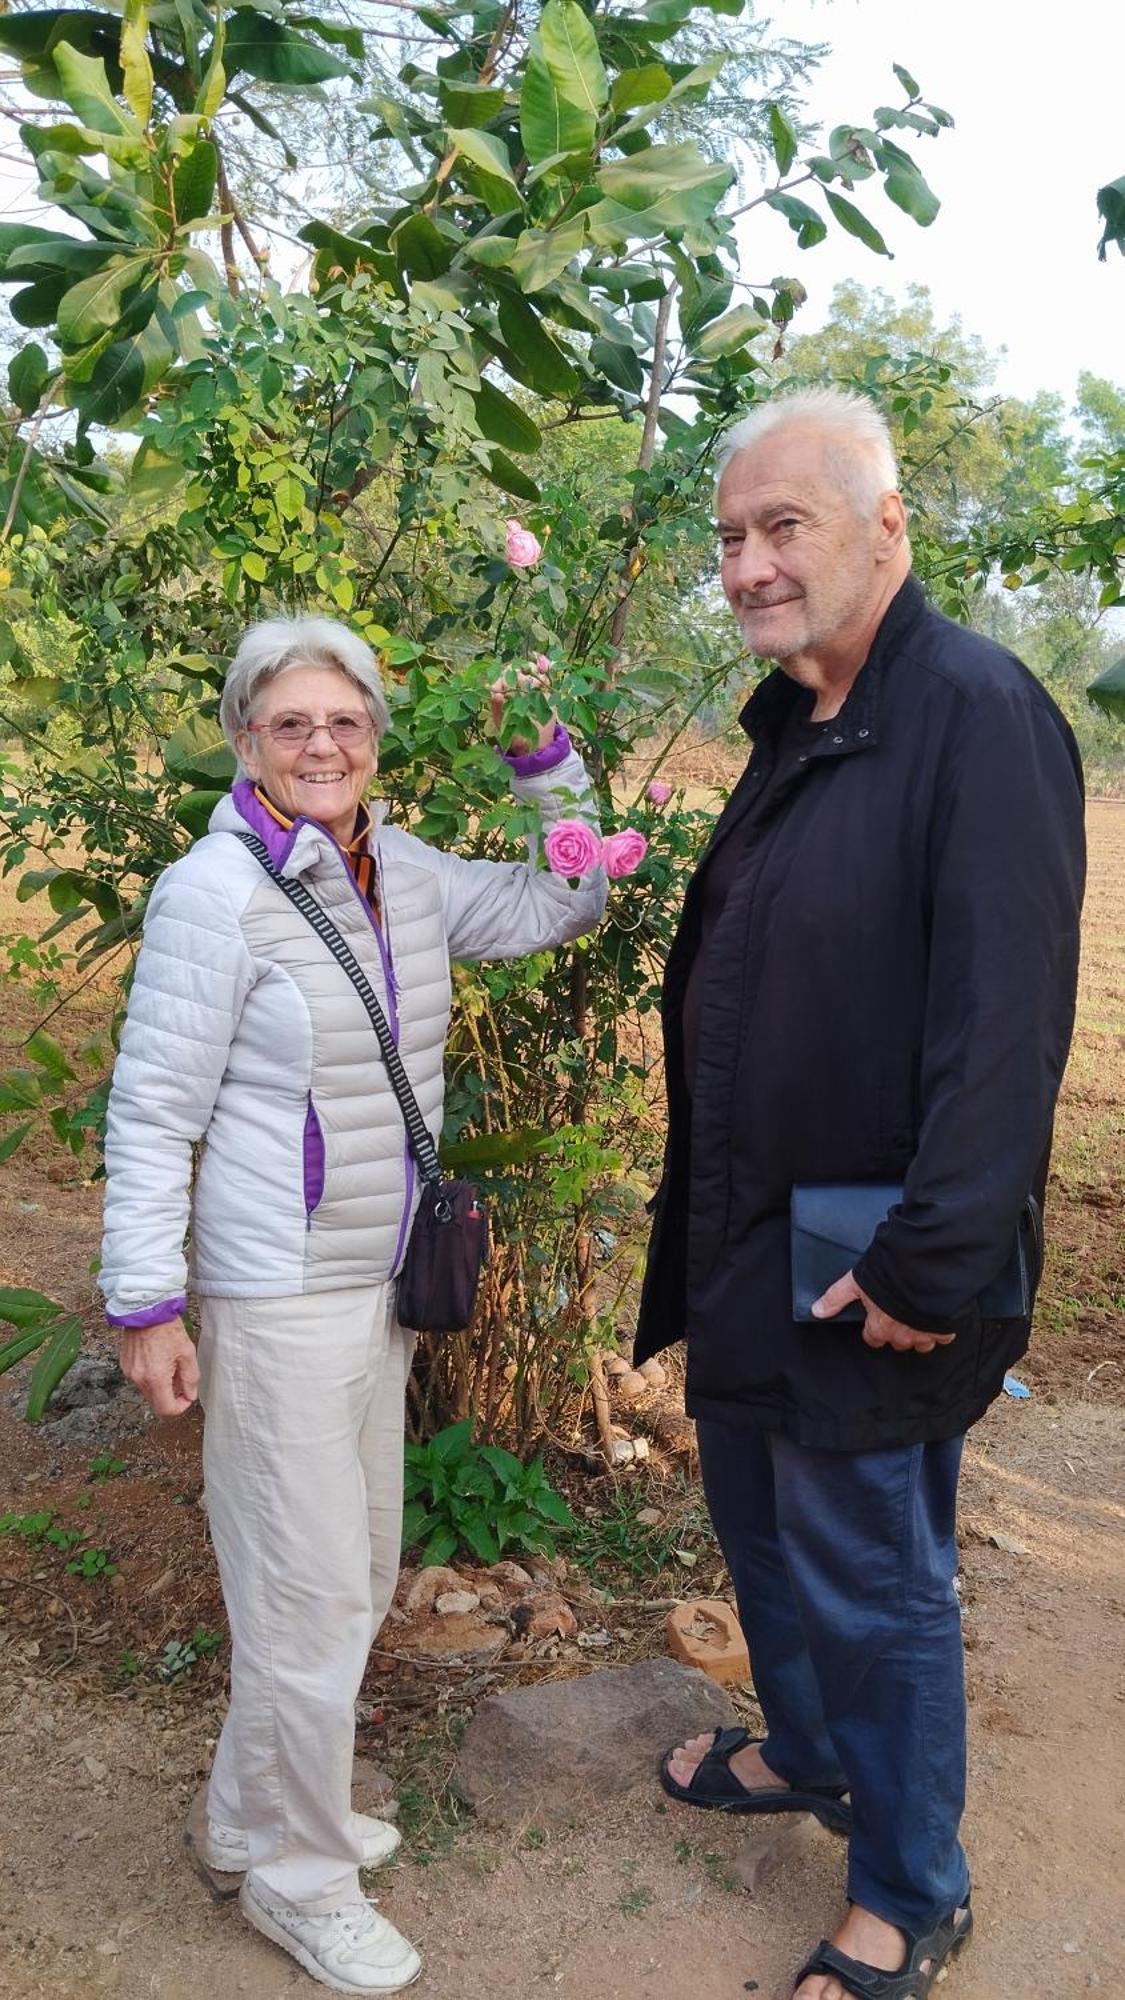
[233,829,443,1190]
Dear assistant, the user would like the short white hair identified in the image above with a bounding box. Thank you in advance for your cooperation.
[219,616,391,756]
[716,387,899,520]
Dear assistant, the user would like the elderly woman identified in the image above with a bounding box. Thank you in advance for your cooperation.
[100,617,605,1994]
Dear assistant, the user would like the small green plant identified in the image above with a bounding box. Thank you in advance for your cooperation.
[0,1509,54,1540]
[65,1546,116,1580]
[520,1826,547,1851]
[115,1650,140,1681]
[153,1624,222,1682]
[618,1885,654,1917]
[402,1419,574,1568]
[569,1485,715,1585]
[87,1454,127,1483]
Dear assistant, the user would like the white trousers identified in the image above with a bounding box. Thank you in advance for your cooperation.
[197,1284,413,1911]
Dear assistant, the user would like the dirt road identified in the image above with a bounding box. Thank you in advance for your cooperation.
[3,1391,1122,2000]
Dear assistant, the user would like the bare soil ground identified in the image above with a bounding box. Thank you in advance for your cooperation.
[1,797,1122,2000]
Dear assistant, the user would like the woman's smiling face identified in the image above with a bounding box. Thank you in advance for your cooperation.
[238,663,378,845]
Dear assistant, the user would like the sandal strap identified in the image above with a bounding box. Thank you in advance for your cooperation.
[680,1726,751,1795]
[792,1942,918,1999]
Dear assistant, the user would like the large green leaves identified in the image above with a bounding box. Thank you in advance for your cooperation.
[496,291,581,398]
[56,251,154,347]
[447,127,520,213]
[224,9,354,86]
[521,0,608,168]
[592,142,733,243]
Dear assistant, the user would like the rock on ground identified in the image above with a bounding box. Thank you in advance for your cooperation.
[453,1658,734,1826]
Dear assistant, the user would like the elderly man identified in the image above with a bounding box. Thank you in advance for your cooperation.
[640,388,1085,2000]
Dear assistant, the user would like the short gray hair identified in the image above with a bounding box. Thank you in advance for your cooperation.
[716,387,899,520]
[219,616,391,755]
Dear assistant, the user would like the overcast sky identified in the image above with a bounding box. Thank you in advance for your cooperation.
[745,0,1125,408]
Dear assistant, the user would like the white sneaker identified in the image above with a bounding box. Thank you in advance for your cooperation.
[205,1812,401,1874]
[239,1875,421,1994]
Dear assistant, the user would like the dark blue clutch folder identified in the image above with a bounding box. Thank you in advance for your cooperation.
[790,1183,1036,1323]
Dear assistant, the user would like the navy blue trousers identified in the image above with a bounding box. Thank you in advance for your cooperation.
[696,1420,971,1936]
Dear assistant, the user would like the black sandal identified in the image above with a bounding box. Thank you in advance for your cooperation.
[792,1900,972,1998]
[659,1725,853,1835]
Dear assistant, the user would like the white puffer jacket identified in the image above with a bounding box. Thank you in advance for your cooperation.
[100,747,605,1324]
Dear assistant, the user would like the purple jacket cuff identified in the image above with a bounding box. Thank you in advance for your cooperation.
[106,1295,187,1330]
[500,723,572,778]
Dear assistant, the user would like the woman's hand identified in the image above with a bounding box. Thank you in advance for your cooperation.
[490,657,558,756]
[119,1317,200,1417]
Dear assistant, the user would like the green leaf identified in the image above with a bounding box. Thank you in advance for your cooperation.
[24,1029,76,1083]
[430,1418,473,1463]
[539,0,608,115]
[0,1120,34,1164]
[76,309,174,427]
[593,142,733,239]
[461,1513,501,1564]
[170,789,224,837]
[694,303,764,359]
[421,1525,458,1567]
[195,13,226,119]
[390,212,452,279]
[589,335,644,393]
[0,1319,50,1371]
[0,1071,43,1112]
[8,342,49,416]
[52,41,137,139]
[224,10,352,87]
[472,380,542,455]
[892,61,920,99]
[1087,657,1125,721]
[438,78,506,128]
[172,138,217,225]
[825,189,891,256]
[447,125,519,193]
[507,217,587,292]
[0,1286,65,1332]
[25,1313,83,1422]
[120,0,153,126]
[56,253,154,347]
[163,712,236,786]
[496,292,580,398]
[400,1499,433,1549]
[532,1486,575,1528]
[764,189,827,248]
[130,437,184,497]
[611,64,672,113]
[876,140,939,225]
[768,101,798,177]
[485,449,540,502]
[241,549,267,582]
[274,472,305,521]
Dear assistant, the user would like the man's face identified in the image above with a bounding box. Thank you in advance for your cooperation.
[716,428,885,663]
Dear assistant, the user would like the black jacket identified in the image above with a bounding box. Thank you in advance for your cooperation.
[635,577,1086,1450]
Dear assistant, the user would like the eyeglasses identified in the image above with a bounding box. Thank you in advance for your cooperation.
[246,713,375,749]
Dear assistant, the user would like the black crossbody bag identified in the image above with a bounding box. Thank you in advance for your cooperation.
[236,830,488,1335]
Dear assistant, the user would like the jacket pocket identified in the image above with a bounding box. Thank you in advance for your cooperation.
[302,1096,326,1222]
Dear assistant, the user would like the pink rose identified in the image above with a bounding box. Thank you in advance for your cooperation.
[533,653,551,674]
[506,519,542,568]
[646,780,672,805]
[544,818,601,878]
[602,828,648,880]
